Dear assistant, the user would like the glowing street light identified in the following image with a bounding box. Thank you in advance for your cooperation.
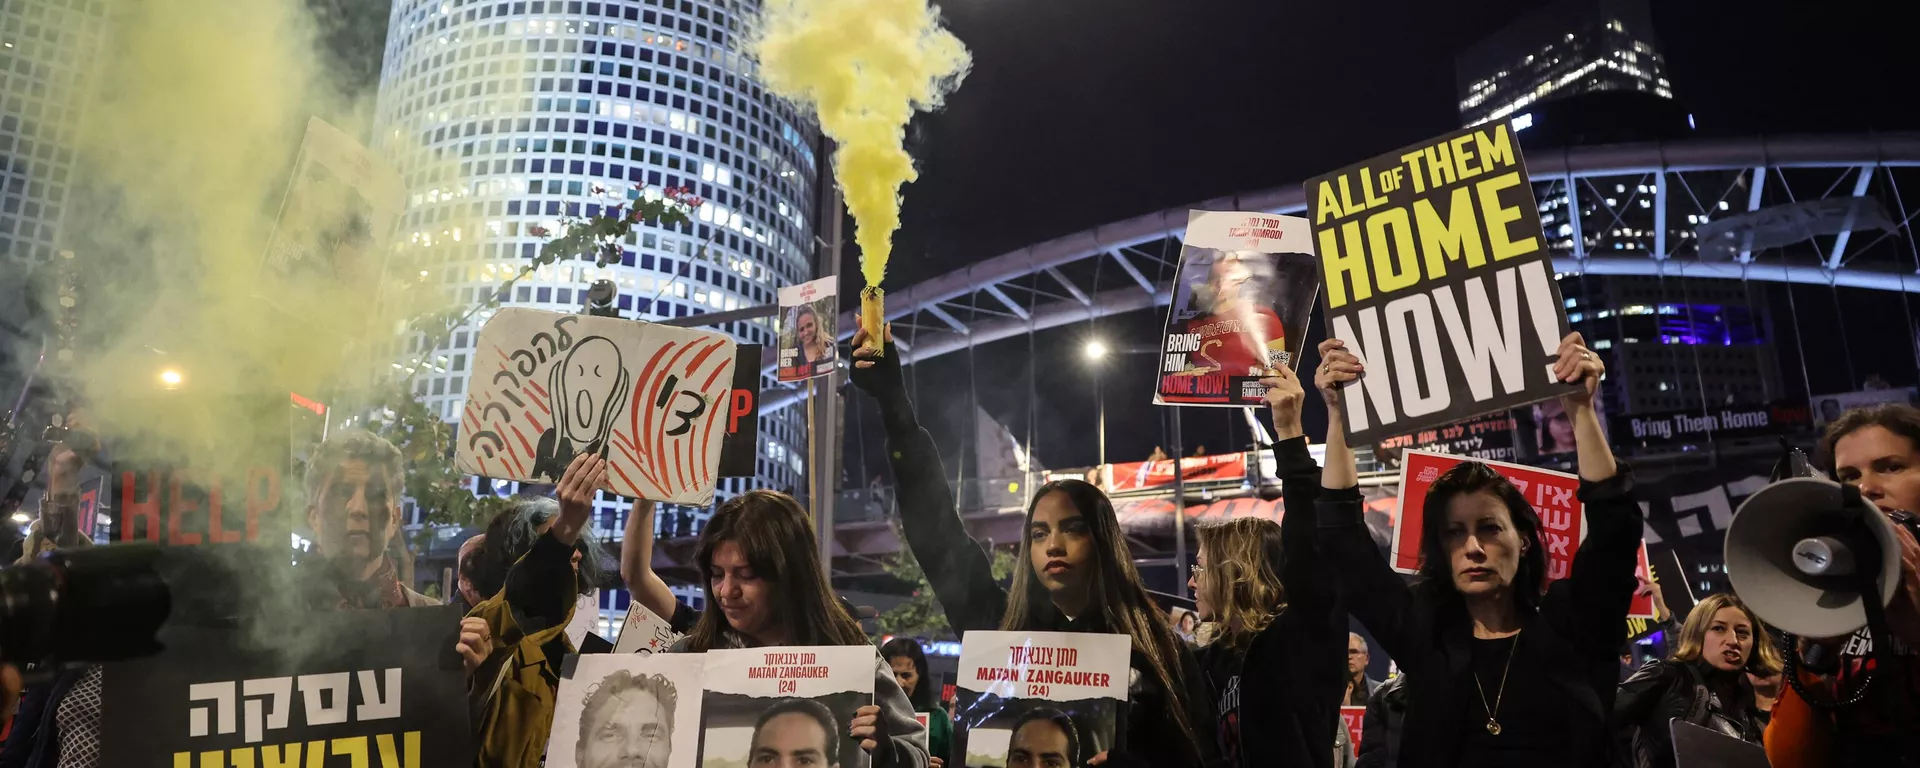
[158,369,184,389]
[1084,340,1108,361]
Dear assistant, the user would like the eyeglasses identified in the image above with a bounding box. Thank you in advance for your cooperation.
[1189,564,1206,576]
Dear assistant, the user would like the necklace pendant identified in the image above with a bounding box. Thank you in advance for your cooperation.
[1486,719,1502,736]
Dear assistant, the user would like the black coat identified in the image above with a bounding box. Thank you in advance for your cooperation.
[1194,436,1349,768]
[1356,674,1409,768]
[862,352,1221,768]
[1612,659,1764,768]
[1315,467,1644,768]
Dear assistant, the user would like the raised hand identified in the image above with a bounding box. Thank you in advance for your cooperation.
[1553,332,1605,409]
[551,453,607,546]
[454,616,494,675]
[1258,363,1307,441]
[848,319,904,397]
[1313,338,1364,412]
[848,704,888,754]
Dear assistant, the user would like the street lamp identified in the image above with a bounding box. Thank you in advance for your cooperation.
[1084,340,1108,361]
[158,368,184,390]
[1085,340,1107,467]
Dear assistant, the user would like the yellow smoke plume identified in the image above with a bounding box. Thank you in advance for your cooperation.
[752,0,971,287]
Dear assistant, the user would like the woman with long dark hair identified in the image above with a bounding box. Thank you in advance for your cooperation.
[1313,333,1641,767]
[1188,364,1347,768]
[848,323,1219,768]
[668,489,930,768]
[882,637,953,765]
[1614,593,1781,768]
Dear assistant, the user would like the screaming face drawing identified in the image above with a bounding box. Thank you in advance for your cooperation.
[534,336,631,481]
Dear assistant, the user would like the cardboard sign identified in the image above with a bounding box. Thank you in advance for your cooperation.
[718,344,761,478]
[1378,411,1521,463]
[1340,705,1366,752]
[259,117,405,326]
[1154,210,1320,407]
[101,605,472,768]
[612,602,686,655]
[550,653,705,768]
[697,646,876,767]
[1391,450,1585,580]
[1306,123,1575,445]
[954,631,1129,768]
[455,308,736,505]
[777,276,839,383]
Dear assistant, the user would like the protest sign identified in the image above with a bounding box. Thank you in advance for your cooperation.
[1103,453,1247,494]
[718,344,761,477]
[102,605,472,768]
[1811,386,1918,428]
[778,276,840,383]
[1377,411,1521,463]
[1307,123,1575,445]
[455,308,736,505]
[698,646,876,768]
[954,631,1129,768]
[1391,450,1585,580]
[111,396,290,546]
[1341,706,1366,753]
[613,602,687,655]
[1155,210,1320,407]
[259,117,405,327]
[550,653,704,768]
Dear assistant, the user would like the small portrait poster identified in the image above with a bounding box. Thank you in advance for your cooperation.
[549,653,705,768]
[698,646,877,768]
[613,602,686,655]
[777,276,840,383]
[1154,209,1321,408]
[953,631,1130,768]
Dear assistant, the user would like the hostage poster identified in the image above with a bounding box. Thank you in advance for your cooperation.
[101,605,472,768]
[954,631,1129,768]
[1391,450,1654,618]
[697,646,876,768]
[1306,123,1575,445]
[777,276,839,383]
[1155,209,1320,407]
[548,653,705,768]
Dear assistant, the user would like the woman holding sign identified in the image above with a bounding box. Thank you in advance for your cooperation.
[1188,363,1349,768]
[849,322,1219,768]
[1314,333,1642,768]
[667,490,930,768]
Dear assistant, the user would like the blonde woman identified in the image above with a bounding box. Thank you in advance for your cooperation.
[1613,593,1783,768]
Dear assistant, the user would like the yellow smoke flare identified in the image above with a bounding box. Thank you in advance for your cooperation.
[752,0,971,287]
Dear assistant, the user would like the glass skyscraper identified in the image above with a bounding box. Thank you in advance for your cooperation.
[371,0,821,622]
[0,0,106,265]
[1455,0,1672,127]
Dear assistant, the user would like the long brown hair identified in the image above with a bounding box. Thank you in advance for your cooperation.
[1002,480,1204,760]
[683,491,868,651]
[1669,592,1784,676]
[1195,517,1286,652]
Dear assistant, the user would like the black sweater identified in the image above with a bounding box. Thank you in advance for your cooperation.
[1315,466,1643,768]
[859,345,1221,768]
[1194,436,1349,768]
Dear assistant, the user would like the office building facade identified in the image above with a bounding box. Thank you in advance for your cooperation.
[0,0,106,265]
[1456,0,1673,127]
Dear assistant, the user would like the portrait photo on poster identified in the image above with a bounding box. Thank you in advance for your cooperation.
[549,654,705,768]
[952,695,1117,768]
[953,631,1129,768]
[697,645,877,768]
[777,276,840,383]
[1155,210,1320,409]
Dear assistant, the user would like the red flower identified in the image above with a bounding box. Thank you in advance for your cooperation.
[528,225,549,237]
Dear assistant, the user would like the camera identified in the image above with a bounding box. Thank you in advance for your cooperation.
[0,543,172,666]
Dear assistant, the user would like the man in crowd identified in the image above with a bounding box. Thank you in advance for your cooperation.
[303,428,437,608]
[576,671,676,768]
[749,699,842,768]
[1006,707,1081,768]
[1344,633,1381,707]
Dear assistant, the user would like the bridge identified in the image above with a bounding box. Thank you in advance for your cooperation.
[750,132,1920,413]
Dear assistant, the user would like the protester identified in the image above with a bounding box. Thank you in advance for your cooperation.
[464,454,611,768]
[1749,666,1781,730]
[667,488,928,768]
[1355,674,1407,768]
[849,321,1218,768]
[13,422,93,564]
[1187,362,1347,768]
[619,498,699,633]
[1614,593,1781,768]
[1765,404,1920,768]
[1314,333,1641,768]
[1344,634,1381,707]
[303,429,438,608]
[881,637,952,766]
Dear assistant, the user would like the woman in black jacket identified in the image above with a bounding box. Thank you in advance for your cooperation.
[1188,364,1348,768]
[1613,592,1780,768]
[1314,333,1641,768]
[848,323,1220,768]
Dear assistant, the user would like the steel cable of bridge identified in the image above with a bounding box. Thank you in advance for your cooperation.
[1893,171,1920,384]
[1784,274,1817,407]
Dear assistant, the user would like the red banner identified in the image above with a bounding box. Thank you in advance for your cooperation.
[1106,453,1246,492]
[1341,706,1366,751]
[1391,450,1586,581]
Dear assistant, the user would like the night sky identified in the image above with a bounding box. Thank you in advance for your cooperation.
[831,0,1919,482]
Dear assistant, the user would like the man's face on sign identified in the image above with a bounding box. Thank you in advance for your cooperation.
[307,458,397,576]
[749,711,834,768]
[579,685,672,768]
[1007,718,1074,768]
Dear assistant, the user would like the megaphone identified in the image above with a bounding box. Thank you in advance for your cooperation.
[1725,477,1903,639]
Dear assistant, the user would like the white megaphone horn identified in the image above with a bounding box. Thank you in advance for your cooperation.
[1724,477,1903,639]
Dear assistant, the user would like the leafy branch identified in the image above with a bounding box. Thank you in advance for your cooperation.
[874,521,1018,640]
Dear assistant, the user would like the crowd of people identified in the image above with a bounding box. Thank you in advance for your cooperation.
[2,318,1919,768]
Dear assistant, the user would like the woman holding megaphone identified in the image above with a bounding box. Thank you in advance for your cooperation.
[1311,333,1643,768]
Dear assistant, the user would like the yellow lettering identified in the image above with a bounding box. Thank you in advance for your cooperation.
[1424,142,1456,188]
[1319,223,1371,309]
[331,737,370,768]
[1413,189,1487,277]
[229,749,257,768]
[1476,171,1540,261]
[1475,125,1516,171]
[261,744,304,768]
[175,753,193,768]
[1366,207,1421,295]
[375,732,421,768]
[1398,150,1428,193]
[1314,180,1346,224]
[1359,167,1388,208]
[1450,134,1479,181]
[199,751,226,768]
[1337,175,1365,218]
[307,741,326,768]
